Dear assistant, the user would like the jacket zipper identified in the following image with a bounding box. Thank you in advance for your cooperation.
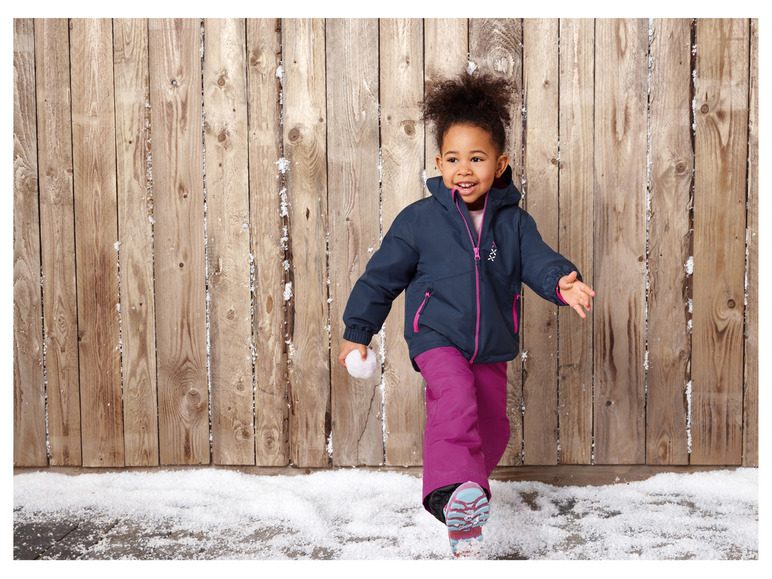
[453,191,488,364]
[413,291,431,333]
[513,293,521,334]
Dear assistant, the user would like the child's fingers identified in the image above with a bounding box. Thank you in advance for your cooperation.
[339,342,369,367]
[579,282,596,297]
[338,343,356,367]
[582,290,592,311]
[338,348,350,367]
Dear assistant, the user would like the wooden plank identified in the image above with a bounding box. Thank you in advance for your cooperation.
[203,18,255,466]
[13,18,47,467]
[521,19,560,465]
[380,18,425,467]
[691,18,748,465]
[469,18,524,466]
[424,18,468,179]
[491,464,739,486]
[34,18,82,466]
[281,18,330,467]
[646,18,693,465]
[469,18,523,161]
[114,18,159,467]
[149,18,210,465]
[246,18,289,466]
[743,19,758,467]
[593,19,648,465]
[557,18,595,465]
[70,18,124,467]
[327,19,383,466]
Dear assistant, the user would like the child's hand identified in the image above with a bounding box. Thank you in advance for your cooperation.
[338,340,368,368]
[558,271,595,319]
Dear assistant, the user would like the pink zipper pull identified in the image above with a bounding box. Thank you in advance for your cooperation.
[473,247,480,260]
[413,291,432,333]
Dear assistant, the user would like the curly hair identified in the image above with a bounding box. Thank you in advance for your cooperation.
[421,72,514,154]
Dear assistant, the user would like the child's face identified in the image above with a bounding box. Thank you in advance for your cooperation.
[435,124,509,208]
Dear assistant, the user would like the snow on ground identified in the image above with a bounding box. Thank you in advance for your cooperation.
[13,467,758,561]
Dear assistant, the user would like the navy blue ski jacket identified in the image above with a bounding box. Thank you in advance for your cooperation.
[343,166,581,370]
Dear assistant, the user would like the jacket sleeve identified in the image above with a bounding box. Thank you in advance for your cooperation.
[518,210,581,305]
[342,209,419,345]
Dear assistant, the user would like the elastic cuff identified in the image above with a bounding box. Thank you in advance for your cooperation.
[343,327,373,346]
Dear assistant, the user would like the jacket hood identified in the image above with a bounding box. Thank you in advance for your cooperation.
[425,165,521,210]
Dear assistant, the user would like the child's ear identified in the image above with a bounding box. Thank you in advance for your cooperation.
[496,154,509,177]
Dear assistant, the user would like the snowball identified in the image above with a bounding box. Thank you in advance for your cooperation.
[345,347,377,379]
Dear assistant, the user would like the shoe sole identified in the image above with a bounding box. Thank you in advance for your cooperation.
[444,482,489,557]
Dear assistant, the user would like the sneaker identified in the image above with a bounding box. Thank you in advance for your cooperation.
[443,481,489,558]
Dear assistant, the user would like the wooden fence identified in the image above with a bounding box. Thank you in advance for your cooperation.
[13,18,758,469]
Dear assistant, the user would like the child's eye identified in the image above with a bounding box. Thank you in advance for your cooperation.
[472,157,483,162]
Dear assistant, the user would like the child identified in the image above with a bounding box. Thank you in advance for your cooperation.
[337,73,595,558]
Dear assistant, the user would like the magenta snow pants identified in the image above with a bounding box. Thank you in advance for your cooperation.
[415,347,510,510]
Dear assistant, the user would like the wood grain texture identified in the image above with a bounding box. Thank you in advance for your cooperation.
[282,18,330,467]
[742,19,758,468]
[114,18,159,467]
[380,18,426,467]
[203,18,255,466]
[149,18,210,465]
[593,19,648,465]
[71,18,124,467]
[557,18,595,464]
[521,19,560,465]
[327,19,384,466]
[646,18,693,465]
[13,18,47,467]
[246,18,289,466]
[35,18,82,466]
[469,18,523,159]
[424,19,468,179]
[469,18,524,466]
[691,18,748,465]
[11,18,758,470]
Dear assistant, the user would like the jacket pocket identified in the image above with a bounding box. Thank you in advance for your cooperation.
[413,291,432,333]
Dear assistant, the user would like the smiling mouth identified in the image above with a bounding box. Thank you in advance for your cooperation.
[456,182,477,194]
